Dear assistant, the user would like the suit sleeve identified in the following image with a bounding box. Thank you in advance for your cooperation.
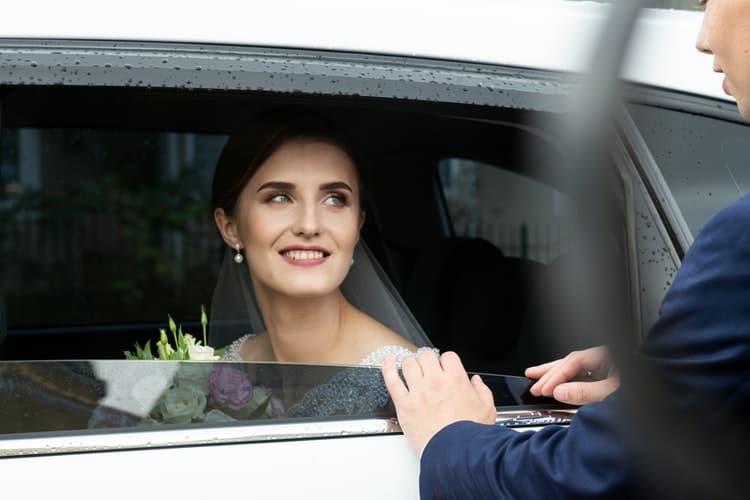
[642,194,750,410]
[419,395,632,500]
[420,195,750,500]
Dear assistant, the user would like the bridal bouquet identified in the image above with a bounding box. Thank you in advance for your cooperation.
[140,363,286,425]
[109,306,287,426]
[88,362,286,428]
[124,305,222,361]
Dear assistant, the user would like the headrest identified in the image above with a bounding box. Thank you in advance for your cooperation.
[405,238,528,363]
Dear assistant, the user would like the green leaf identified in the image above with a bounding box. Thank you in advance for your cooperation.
[201,305,208,346]
[141,339,153,360]
[168,315,179,347]
[157,339,169,360]
[248,396,271,419]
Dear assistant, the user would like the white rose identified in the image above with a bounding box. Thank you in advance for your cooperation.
[174,363,212,392]
[187,343,220,361]
[131,373,171,414]
[158,387,206,424]
[246,387,272,417]
[204,409,236,423]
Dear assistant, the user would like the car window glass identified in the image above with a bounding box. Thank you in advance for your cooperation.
[437,158,573,263]
[1,361,392,435]
[628,103,750,236]
[0,360,555,439]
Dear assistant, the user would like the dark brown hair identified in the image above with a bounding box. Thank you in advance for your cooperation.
[212,109,365,215]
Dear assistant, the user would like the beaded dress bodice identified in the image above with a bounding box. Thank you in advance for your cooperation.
[221,334,437,417]
[222,334,434,366]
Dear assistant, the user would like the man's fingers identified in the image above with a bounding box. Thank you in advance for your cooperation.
[439,351,467,378]
[381,356,409,402]
[471,374,496,417]
[534,359,583,396]
[416,348,442,378]
[401,356,424,389]
[527,359,562,395]
[525,359,559,380]
[552,379,617,406]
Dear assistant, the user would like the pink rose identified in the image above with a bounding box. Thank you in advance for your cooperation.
[207,365,252,411]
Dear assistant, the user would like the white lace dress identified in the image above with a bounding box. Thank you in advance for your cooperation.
[222,333,437,366]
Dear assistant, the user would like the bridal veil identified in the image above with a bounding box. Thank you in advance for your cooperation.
[208,241,433,350]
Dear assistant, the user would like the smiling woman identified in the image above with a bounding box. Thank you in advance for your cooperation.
[210,112,433,365]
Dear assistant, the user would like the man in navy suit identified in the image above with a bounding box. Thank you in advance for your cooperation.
[383,1,750,498]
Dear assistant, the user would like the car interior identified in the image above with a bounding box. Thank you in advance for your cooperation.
[0,86,601,374]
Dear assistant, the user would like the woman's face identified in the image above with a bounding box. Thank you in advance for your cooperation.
[696,0,750,119]
[227,137,363,298]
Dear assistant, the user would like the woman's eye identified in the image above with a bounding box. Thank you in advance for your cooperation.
[323,193,346,207]
[268,193,291,203]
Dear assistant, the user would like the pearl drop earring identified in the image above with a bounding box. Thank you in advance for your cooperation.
[234,244,244,264]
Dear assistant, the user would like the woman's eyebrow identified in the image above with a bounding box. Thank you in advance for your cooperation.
[257,181,295,192]
[320,181,353,192]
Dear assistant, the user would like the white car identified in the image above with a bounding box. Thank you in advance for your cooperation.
[0,1,743,498]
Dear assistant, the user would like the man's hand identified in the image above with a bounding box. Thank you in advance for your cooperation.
[381,350,496,456]
[525,346,619,405]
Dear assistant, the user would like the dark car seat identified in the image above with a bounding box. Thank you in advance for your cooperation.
[494,255,595,374]
[404,238,542,373]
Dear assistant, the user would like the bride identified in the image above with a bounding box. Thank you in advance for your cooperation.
[211,111,432,366]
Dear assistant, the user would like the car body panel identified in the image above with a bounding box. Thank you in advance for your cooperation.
[3,434,420,500]
[2,1,728,101]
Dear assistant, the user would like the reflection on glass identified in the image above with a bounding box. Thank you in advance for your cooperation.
[0,361,395,434]
[0,361,562,437]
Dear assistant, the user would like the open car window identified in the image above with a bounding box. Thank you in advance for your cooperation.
[0,360,568,455]
[1,127,223,338]
[0,46,608,450]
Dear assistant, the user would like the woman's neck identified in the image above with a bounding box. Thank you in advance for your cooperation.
[252,280,355,363]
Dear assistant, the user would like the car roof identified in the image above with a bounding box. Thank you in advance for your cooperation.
[3,0,728,102]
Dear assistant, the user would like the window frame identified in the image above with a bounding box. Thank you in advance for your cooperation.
[0,38,584,453]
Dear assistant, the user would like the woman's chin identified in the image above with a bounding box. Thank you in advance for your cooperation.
[274,279,343,299]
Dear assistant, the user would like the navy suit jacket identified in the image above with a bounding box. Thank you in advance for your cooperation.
[419,194,750,499]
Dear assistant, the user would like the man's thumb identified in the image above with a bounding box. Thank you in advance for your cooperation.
[552,381,610,405]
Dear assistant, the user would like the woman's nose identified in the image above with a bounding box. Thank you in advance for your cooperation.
[292,202,321,236]
[695,22,712,55]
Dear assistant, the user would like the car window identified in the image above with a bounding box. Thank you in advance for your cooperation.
[0,359,561,449]
[437,158,573,264]
[414,158,594,375]
[2,361,392,433]
[0,127,226,358]
[628,103,750,237]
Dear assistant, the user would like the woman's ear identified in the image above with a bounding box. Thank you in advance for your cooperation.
[214,207,241,248]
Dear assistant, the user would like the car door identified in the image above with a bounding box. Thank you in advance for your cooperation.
[0,36,586,499]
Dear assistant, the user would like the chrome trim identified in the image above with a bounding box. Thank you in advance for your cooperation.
[1,406,573,457]
[496,408,577,421]
[0,418,402,458]
[496,408,576,429]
